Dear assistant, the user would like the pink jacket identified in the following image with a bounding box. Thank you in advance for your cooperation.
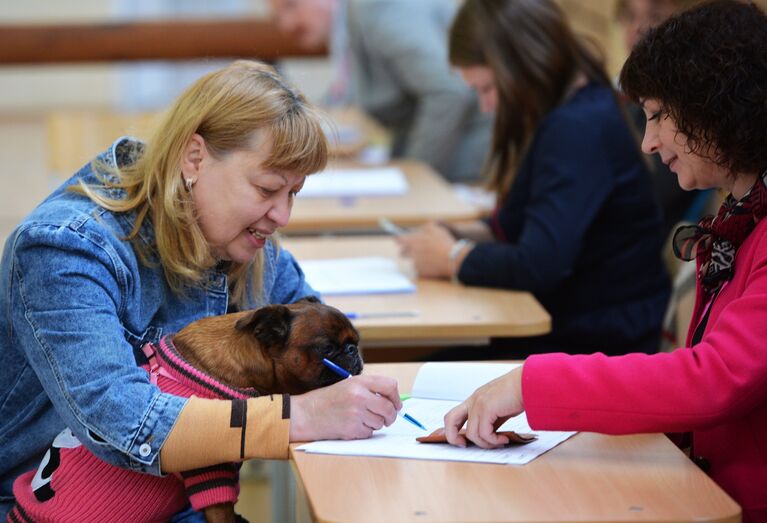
[524,218,767,522]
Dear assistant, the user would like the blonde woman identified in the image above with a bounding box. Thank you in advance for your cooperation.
[0,60,400,521]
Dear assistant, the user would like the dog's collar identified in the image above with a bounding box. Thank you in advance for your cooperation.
[141,336,260,400]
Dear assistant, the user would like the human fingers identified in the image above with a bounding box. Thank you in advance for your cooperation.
[354,375,400,426]
[364,374,402,410]
[364,389,398,427]
[395,234,415,257]
[462,407,487,449]
[477,416,510,448]
[325,381,381,440]
[462,390,508,449]
[444,403,469,447]
[360,408,387,431]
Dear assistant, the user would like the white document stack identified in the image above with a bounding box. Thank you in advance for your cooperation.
[299,167,409,198]
[297,362,576,465]
[300,256,416,296]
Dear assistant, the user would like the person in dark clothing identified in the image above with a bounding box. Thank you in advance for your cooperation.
[397,0,670,357]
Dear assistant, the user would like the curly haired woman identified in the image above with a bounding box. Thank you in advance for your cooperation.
[443,2,767,520]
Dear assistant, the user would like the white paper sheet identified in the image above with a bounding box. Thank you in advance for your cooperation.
[299,167,408,198]
[298,363,576,465]
[300,256,415,295]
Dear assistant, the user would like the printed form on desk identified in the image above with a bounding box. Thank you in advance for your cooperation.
[297,362,576,465]
[299,167,408,198]
[300,256,415,296]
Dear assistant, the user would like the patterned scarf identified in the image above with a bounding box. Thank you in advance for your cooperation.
[673,170,767,298]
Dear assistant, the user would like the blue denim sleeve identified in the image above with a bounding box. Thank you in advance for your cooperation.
[9,224,186,475]
[263,241,319,305]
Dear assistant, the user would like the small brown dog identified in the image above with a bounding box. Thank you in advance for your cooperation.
[174,295,363,394]
[172,295,363,523]
[9,297,362,523]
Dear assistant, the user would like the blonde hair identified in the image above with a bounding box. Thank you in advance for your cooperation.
[76,60,328,306]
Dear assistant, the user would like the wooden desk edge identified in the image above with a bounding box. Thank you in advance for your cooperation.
[288,362,742,523]
[354,319,552,342]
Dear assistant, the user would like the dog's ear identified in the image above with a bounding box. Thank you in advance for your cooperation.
[235,305,293,349]
[296,295,321,304]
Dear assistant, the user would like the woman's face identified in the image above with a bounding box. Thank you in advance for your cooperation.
[181,133,305,263]
[640,98,738,195]
[269,0,336,51]
[459,66,498,113]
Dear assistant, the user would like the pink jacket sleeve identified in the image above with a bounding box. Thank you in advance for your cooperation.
[522,241,767,434]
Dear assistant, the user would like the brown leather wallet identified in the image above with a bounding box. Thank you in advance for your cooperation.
[416,428,538,445]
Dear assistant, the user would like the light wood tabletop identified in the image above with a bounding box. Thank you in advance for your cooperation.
[285,160,481,234]
[322,106,390,159]
[46,111,163,176]
[290,362,741,523]
[45,112,479,235]
[45,108,389,177]
[283,235,551,347]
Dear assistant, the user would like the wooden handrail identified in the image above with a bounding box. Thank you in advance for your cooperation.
[0,19,326,64]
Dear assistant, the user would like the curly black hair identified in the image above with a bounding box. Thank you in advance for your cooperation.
[620,0,767,175]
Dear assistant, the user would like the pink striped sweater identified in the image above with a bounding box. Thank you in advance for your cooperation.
[8,336,271,523]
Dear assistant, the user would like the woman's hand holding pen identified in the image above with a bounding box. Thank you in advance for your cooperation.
[444,365,526,449]
[396,221,461,279]
[289,375,402,442]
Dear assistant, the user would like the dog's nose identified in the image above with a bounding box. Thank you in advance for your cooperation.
[344,343,358,356]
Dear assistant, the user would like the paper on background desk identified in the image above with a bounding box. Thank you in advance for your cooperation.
[299,167,408,198]
[297,362,576,465]
[300,256,415,296]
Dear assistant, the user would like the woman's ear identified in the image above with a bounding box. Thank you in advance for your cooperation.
[180,133,207,179]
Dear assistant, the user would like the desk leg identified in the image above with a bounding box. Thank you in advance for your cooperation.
[270,460,296,523]
[290,461,313,523]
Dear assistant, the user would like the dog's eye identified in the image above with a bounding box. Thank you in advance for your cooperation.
[313,343,335,354]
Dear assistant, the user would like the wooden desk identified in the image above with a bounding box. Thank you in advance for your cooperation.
[46,108,388,178]
[290,362,741,523]
[283,235,550,349]
[46,111,162,176]
[323,106,389,159]
[287,160,481,234]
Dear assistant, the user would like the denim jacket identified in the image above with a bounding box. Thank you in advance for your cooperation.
[0,137,316,515]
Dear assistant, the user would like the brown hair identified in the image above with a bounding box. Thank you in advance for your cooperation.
[76,60,328,306]
[449,0,611,198]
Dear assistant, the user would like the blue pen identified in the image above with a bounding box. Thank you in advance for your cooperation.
[322,357,353,379]
[322,358,427,431]
[344,311,418,320]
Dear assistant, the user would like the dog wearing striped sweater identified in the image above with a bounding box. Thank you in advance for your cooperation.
[9,297,362,523]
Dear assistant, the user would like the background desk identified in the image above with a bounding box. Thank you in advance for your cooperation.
[285,160,480,234]
[46,108,389,177]
[290,362,741,523]
[283,235,550,353]
[47,111,161,176]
